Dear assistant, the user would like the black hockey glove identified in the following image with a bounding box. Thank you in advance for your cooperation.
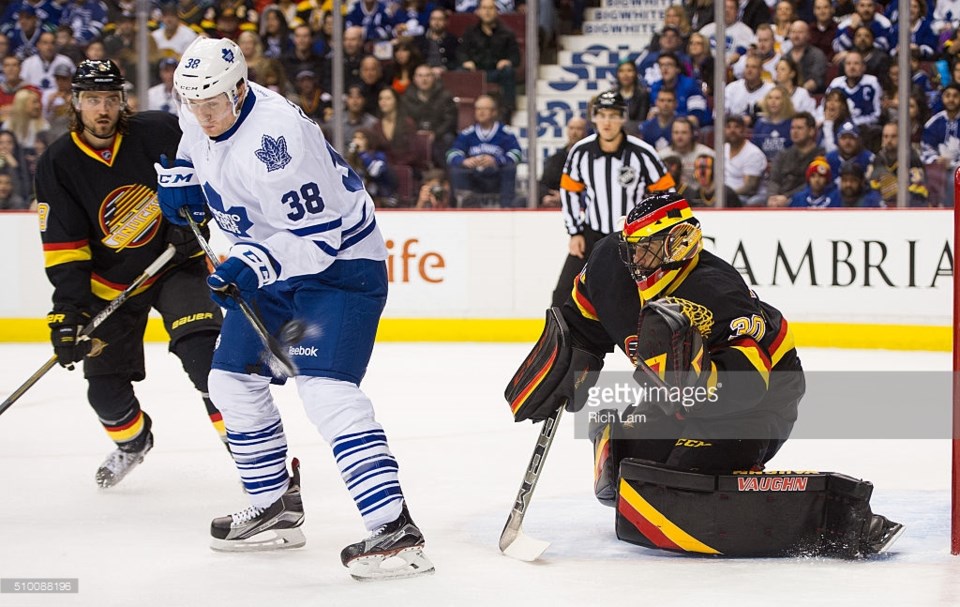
[165,223,203,265]
[48,311,92,369]
[563,347,605,414]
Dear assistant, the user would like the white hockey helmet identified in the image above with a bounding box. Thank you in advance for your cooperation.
[174,37,247,105]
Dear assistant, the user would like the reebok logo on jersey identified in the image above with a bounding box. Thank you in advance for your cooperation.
[289,345,318,357]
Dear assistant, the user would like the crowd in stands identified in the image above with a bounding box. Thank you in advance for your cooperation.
[0,0,956,211]
[0,0,542,210]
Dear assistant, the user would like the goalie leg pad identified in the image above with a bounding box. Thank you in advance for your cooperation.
[615,459,899,558]
[504,308,572,422]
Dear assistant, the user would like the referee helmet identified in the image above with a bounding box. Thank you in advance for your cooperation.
[593,90,626,117]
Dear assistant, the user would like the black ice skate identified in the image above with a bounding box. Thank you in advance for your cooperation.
[341,502,435,581]
[95,416,154,488]
[210,458,305,552]
[863,514,904,555]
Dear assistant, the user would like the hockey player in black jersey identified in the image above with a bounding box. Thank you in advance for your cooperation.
[35,60,226,488]
[507,192,902,558]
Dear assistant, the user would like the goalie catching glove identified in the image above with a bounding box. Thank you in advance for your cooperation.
[630,299,711,417]
[504,308,603,422]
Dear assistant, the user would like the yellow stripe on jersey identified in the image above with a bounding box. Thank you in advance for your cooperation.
[71,132,123,167]
[730,343,771,388]
[44,245,92,267]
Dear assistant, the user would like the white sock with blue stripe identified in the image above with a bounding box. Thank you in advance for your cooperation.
[333,426,404,531]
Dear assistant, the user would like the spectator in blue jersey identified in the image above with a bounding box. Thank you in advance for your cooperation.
[891,0,937,60]
[347,128,399,207]
[790,157,841,207]
[456,0,521,122]
[922,84,960,205]
[8,5,44,60]
[833,0,892,63]
[640,88,676,151]
[446,93,522,208]
[752,86,795,161]
[826,121,875,186]
[61,0,108,46]
[826,50,882,128]
[837,161,883,207]
[636,25,691,87]
[345,0,392,43]
[649,51,710,127]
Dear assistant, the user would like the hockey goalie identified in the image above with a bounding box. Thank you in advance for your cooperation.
[505,192,903,558]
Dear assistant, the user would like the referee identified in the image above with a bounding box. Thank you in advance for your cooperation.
[551,90,675,307]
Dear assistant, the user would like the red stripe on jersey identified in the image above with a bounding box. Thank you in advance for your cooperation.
[43,240,90,251]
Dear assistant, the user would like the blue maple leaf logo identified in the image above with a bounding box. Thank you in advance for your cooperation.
[203,184,253,237]
[254,134,292,172]
[222,48,235,63]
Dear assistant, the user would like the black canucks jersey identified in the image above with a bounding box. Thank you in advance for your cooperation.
[36,111,182,316]
[564,235,802,424]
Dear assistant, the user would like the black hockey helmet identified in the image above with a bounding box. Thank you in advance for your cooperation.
[72,60,125,92]
[618,192,702,296]
[593,89,627,116]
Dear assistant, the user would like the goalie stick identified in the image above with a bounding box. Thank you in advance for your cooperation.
[499,404,564,561]
[0,244,177,417]
[183,214,300,379]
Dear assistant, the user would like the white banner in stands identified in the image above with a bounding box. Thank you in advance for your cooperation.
[1,210,953,326]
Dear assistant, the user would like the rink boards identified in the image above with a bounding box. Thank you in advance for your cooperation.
[0,209,952,350]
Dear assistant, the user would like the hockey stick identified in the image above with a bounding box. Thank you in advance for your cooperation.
[499,404,564,561]
[183,214,298,379]
[0,244,177,417]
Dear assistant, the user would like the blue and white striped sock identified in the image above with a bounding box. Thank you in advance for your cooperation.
[332,427,403,530]
[227,418,290,507]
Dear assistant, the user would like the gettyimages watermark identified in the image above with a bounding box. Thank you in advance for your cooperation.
[570,370,960,440]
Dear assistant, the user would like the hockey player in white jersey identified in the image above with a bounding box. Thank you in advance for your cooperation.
[154,37,433,581]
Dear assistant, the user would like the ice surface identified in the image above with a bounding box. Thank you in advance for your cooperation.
[0,344,957,606]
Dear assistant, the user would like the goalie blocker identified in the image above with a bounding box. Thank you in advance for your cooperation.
[616,459,904,558]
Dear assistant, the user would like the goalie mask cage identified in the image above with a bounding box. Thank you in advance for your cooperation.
[954,168,960,555]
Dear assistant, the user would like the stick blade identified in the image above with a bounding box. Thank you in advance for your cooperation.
[500,527,550,561]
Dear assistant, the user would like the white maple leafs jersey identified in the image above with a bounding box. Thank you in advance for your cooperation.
[177,81,386,285]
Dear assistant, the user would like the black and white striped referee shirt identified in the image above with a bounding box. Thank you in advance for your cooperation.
[560,133,675,236]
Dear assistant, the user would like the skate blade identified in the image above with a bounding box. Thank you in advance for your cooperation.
[347,547,435,581]
[210,527,306,553]
[876,524,905,554]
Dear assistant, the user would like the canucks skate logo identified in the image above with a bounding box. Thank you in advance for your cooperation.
[203,183,253,237]
[255,134,291,172]
[222,48,235,63]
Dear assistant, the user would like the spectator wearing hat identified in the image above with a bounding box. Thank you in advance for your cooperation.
[41,62,73,140]
[60,0,109,46]
[636,25,691,87]
[789,157,840,207]
[293,69,332,124]
[8,5,45,60]
[826,120,874,187]
[767,111,825,207]
[152,2,198,57]
[686,154,742,207]
[837,161,883,207]
[723,114,768,204]
[21,30,74,93]
[146,57,179,116]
